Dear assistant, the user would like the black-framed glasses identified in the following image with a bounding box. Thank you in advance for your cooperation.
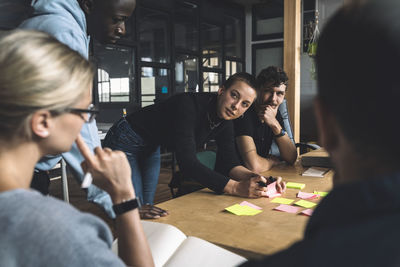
[52,104,99,123]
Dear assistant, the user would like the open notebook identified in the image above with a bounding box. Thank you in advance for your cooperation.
[112,221,247,267]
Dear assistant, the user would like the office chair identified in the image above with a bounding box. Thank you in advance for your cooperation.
[270,99,320,156]
[168,150,216,198]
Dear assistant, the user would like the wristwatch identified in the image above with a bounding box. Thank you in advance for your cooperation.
[274,128,286,138]
[113,198,140,216]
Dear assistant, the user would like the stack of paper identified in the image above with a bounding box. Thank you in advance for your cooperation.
[302,167,329,177]
[286,182,306,190]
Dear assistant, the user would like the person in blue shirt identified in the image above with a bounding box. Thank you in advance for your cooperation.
[19,0,136,218]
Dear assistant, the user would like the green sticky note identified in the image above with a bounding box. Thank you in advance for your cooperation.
[294,200,317,208]
[314,191,329,197]
[225,204,262,216]
[286,182,306,189]
[270,197,295,205]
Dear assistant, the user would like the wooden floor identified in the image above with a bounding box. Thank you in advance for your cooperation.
[48,164,174,237]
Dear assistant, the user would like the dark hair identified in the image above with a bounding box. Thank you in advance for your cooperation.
[256,66,288,90]
[222,72,257,91]
[316,0,400,160]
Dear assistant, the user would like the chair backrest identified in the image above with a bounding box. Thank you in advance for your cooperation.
[196,150,216,170]
[169,150,216,198]
[269,99,295,156]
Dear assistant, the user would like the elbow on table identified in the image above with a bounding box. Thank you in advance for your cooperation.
[284,152,298,165]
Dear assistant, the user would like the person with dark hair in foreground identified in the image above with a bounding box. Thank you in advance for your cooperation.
[234,66,297,174]
[104,72,286,218]
[241,0,400,266]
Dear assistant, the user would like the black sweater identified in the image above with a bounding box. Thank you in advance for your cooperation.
[126,92,240,193]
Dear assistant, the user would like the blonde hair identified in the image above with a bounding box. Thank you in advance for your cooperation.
[0,30,94,140]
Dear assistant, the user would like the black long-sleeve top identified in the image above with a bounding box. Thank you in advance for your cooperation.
[126,92,240,193]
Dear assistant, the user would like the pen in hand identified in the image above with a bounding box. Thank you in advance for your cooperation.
[257,176,277,187]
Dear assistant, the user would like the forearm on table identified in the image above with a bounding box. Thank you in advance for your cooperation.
[275,135,297,164]
[242,152,276,174]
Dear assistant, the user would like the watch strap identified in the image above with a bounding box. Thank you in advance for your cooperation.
[113,198,140,216]
[274,128,286,138]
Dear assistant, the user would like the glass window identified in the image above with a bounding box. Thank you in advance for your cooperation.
[94,43,134,103]
[225,16,243,59]
[203,72,221,92]
[252,2,284,40]
[252,42,283,76]
[226,60,243,79]
[175,55,199,93]
[138,8,169,63]
[174,1,198,51]
[141,67,169,107]
[201,23,222,68]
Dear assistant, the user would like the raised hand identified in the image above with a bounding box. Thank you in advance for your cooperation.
[258,104,278,126]
[76,134,134,203]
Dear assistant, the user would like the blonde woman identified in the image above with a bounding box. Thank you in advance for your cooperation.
[0,30,153,267]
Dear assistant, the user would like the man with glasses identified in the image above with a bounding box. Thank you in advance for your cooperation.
[234,66,297,174]
[19,0,136,218]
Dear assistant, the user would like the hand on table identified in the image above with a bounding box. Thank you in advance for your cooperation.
[139,204,169,219]
[230,175,269,198]
[76,134,135,203]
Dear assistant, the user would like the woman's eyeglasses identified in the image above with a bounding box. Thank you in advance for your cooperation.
[52,104,99,123]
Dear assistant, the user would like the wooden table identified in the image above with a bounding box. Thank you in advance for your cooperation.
[154,151,333,259]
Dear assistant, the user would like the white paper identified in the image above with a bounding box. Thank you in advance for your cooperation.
[301,167,329,177]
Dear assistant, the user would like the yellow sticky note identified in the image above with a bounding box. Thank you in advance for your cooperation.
[225,204,262,216]
[225,204,245,215]
[314,191,329,197]
[240,205,263,216]
[270,197,295,205]
[294,200,317,208]
[286,182,306,189]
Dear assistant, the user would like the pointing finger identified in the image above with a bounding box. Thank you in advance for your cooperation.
[76,134,96,166]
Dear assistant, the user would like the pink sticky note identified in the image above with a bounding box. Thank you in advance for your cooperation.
[297,191,318,200]
[274,204,300,214]
[266,181,282,198]
[301,209,314,216]
[240,201,262,210]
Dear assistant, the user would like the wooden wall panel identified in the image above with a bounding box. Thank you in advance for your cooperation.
[283,0,301,143]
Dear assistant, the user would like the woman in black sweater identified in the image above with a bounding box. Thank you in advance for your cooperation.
[103,72,286,218]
